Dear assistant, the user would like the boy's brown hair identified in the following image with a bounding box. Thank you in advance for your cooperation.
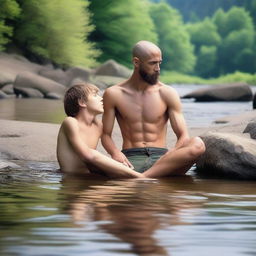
[64,83,99,117]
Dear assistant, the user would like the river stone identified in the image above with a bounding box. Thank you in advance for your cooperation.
[90,75,124,89]
[182,83,253,102]
[94,59,132,78]
[253,93,256,109]
[65,66,91,86]
[0,160,20,169]
[14,87,44,98]
[0,90,9,99]
[39,68,68,85]
[243,121,256,139]
[1,84,14,95]
[45,92,64,99]
[0,71,16,88]
[14,72,66,98]
[196,132,256,179]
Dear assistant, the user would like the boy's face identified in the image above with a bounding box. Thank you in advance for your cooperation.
[86,91,104,114]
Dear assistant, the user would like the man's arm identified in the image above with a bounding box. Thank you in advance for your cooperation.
[162,86,190,149]
[63,117,141,178]
[102,88,134,168]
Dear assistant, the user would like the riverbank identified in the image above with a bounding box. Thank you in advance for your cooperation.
[0,109,255,171]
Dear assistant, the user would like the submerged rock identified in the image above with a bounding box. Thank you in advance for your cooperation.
[196,132,256,179]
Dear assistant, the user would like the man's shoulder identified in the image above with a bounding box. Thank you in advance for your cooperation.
[158,82,177,94]
[106,81,127,90]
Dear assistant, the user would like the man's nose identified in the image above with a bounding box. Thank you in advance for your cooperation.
[155,63,160,72]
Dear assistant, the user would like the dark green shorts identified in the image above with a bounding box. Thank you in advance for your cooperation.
[122,147,168,173]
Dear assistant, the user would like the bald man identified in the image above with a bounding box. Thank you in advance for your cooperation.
[102,41,205,176]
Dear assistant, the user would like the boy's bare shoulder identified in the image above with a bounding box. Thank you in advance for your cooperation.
[61,116,79,131]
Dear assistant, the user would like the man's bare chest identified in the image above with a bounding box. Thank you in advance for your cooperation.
[116,94,167,123]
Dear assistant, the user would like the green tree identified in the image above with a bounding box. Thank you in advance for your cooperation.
[14,0,98,67]
[89,0,157,67]
[149,2,195,73]
[187,18,221,53]
[0,0,20,51]
[196,46,217,77]
[186,18,220,77]
[213,7,255,74]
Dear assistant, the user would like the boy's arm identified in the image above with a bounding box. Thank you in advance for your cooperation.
[101,89,133,168]
[63,117,141,178]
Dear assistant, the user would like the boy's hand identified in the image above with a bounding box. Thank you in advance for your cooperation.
[111,151,134,169]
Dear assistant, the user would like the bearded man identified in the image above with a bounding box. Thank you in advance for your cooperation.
[102,41,205,176]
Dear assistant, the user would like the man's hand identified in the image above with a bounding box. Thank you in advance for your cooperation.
[111,151,134,169]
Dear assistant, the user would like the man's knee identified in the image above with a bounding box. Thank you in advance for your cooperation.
[189,136,205,158]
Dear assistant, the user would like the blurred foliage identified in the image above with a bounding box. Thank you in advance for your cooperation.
[186,18,220,76]
[0,0,20,51]
[149,2,195,73]
[13,0,99,67]
[161,70,256,85]
[213,7,255,75]
[88,0,157,67]
[0,0,255,81]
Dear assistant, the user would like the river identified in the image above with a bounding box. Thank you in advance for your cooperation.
[0,84,256,256]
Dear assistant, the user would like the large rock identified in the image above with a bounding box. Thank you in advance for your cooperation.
[196,132,256,179]
[1,84,14,95]
[243,120,256,139]
[14,72,66,98]
[94,60,132,78]
[65,66,91,86]
[0,90,9,99]
[90,75,124,89]
[39,68,68,85]
[182,83,253,102]
[14,87,44,98]
[0,53,42,87]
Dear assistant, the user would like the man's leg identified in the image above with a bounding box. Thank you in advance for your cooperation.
[143,137,205,178]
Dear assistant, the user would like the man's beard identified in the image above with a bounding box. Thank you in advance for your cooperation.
[139,67,159,85]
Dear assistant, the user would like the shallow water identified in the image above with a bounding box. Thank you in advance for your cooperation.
[1,170,256,256]
[0,84,254,127]
[0,84,256,255]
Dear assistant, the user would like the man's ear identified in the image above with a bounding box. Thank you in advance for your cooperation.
[78,99,87,108]
[133,57,140,68]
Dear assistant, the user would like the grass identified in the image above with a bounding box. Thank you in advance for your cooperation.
[161,71,256,86]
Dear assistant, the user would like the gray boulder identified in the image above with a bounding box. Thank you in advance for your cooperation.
[0,90,9,99]
[45,92,64,99]
[14,87,44,98]
[196,132,256,179]
[90,75,124,89]
[14,72,66,98]
[182,83,253,102]
[65,66,91,86]
[1,84,14,95]
[39,68,68,85]
[243,121,256,139]
[94,60,132,78]
[0,71,15,88]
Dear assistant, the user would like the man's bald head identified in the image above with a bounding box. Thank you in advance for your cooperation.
[132,41,161,60]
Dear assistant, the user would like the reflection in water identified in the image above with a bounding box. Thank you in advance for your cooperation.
[1,172,256,255]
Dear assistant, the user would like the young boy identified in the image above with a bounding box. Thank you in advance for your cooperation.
[57,83,205,178]
[57,83,143,178]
